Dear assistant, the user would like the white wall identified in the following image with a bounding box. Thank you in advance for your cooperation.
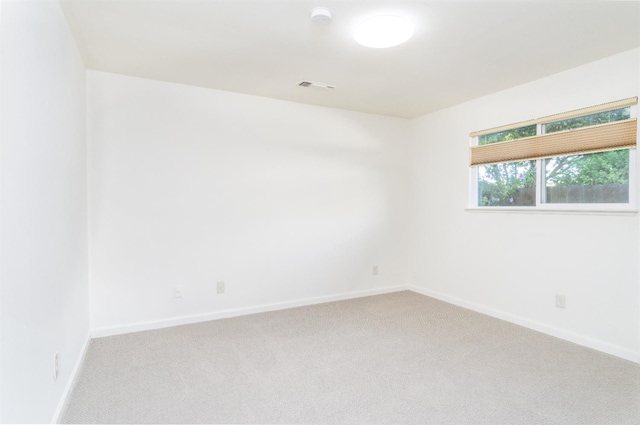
[87,71,409,333]
[0,0,4,420]
[408,48,640,361]
[0,0,89,423]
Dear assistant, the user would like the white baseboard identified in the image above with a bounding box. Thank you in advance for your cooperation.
[91,284,640,363]
[91,285,409,338]
[51,330,92,423]
[407,285,640,364]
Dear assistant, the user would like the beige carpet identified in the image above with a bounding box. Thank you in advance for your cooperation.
[62,291,640,424]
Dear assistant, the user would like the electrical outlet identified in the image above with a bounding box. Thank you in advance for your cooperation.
[555,294,566,309]
[217,281,225,294]
[373,265,378,275]
[174,285,183,298]
[410,269,418,282]
[53,352,59,381]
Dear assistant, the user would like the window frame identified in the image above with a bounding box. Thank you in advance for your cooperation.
[468,104,638,212]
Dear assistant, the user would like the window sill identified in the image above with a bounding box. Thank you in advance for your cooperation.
[465,207,638,216]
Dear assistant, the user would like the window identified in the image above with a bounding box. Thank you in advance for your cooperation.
[469,98,638,210]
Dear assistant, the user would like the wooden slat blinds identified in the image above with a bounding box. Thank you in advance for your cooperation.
[470,119,637,166]
[470,98,638,167]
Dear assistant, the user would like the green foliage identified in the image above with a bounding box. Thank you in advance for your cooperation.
[477,107,631,206]
[546,150,629,187]
[478,125,537,206]
[479,125,536,145]
[545,108,630,133]
[479,161,536,206]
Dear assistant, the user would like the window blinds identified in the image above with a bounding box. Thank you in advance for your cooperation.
[470,97,638,167]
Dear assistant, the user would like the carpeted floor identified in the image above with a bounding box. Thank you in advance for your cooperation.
[62,291,640,424]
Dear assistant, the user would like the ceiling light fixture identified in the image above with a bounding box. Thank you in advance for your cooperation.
[354,15,414,48]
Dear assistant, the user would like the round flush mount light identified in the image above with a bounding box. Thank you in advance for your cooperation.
[354,15,414,48]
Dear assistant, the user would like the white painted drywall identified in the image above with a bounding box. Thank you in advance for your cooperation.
[0,0,3,420]
[407,48,640,360]
[638,46,640,365]
[87,71,409,332]
[0,0,89,422]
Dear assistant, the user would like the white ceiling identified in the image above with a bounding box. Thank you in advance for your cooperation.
[60,0,640,119]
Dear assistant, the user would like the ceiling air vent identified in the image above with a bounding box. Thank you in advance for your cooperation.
[298,81,335,90]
